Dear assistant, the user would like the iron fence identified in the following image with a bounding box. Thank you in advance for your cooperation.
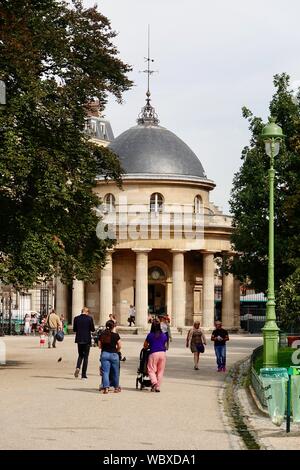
[0,281,54,335]
[250,345,267,407]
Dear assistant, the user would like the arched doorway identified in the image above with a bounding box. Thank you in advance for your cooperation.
[148,266,166,316]
[148,283,166,315]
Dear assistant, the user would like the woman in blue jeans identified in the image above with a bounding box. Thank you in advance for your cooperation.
[98,320,122,394]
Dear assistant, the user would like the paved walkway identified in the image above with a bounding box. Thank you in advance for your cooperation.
[0,334,261,450]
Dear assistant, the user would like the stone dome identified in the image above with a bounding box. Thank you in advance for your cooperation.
[109,123,206,179]
[108,92,207,179]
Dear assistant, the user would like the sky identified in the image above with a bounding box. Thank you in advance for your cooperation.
[83,0,300,214]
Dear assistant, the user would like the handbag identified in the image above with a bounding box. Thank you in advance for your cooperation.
[196,343,205,353]
[55,330,64,342]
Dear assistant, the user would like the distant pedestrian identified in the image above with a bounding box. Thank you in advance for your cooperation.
[39,332,46,348]
[31,314,38,336]
[127,305,135,326]
[24,314,31,336]
[39,318,47,334]
[73,307,95,379]
[108,314,117,330]
[144,320,167,392]
[186,321,206,370]
[159,316,172,349]
[211,321,229,372]
[60,314,68,334]
[46,309,61,349]
[99,320,122,394]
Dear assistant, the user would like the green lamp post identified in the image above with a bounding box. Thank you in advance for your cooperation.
[261,117,284,368]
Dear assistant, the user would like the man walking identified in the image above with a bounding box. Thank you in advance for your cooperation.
[47,309,61,349]
[211,321,229,372]
[127,305,135,326]
[73,307,95,379]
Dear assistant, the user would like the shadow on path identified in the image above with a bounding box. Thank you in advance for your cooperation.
[31,375,75,380]
[0,360,31,369]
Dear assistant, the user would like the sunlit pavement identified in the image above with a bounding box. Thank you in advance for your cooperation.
[0,333,262,450]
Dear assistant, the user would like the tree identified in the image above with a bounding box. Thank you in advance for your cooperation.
[277,268,300,330]
[229,74,300,294]
[0,0,132,287]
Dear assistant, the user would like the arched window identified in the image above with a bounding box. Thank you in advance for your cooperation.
[194,195,203,214]
[103,193,116,212]
[150,193,164,213]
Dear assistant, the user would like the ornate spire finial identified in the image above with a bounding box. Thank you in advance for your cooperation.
[137,25,159,126]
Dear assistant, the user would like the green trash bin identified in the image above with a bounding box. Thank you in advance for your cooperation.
[290,366,300,423]
[260,368,289,426]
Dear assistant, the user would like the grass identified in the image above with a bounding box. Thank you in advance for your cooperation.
[254,347,295,373]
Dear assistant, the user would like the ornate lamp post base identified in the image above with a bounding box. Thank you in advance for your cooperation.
[262,321,279,368]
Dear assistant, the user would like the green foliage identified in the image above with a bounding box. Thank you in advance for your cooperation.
[230,74,300,295]
[277,269,300,329]
[0,0,132,287]
[254,347,294,373]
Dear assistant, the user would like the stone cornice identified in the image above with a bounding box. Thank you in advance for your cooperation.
[96,174,216,191]
[131,248,152,253]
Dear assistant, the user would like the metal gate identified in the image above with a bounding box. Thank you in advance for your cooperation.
[0,281,54,335]
[240,305,266,333]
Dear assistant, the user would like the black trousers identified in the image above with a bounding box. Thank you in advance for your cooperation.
[128,315,135,326]
[76,343,90,377]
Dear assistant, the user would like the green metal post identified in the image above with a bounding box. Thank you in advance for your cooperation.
[286,369,292,433]
[262,139,279,367]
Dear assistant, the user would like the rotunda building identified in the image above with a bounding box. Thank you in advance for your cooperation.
[62,95,240,330]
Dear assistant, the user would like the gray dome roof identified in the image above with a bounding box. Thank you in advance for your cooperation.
[109,124,206,178]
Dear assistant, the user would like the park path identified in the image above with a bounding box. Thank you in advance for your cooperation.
[0,334,261,450]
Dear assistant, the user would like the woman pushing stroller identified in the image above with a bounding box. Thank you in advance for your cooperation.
[143,319,168,393]
[98,320,122,394]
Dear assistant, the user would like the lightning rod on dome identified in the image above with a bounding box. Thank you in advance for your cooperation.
[137,25,159,126]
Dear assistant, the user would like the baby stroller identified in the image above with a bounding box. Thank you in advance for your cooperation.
[135,348,152,390]
[91,326,105,347]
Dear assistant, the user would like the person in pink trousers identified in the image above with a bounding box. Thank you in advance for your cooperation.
[143,320,168,392]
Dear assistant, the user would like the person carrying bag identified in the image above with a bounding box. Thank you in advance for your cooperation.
[186,321,206,370]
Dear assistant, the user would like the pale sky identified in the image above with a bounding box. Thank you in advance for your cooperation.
[83,0,300,213]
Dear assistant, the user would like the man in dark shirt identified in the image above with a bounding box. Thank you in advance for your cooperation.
[73,307,95,379]
[211,321,229,372]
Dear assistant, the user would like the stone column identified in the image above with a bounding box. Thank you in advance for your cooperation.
[222,272,235,329]
[202,252,215,329]
[55,278,68,318]
[133,249,152,328]
[234,278,241,329]
[193,279,203,325]
[166,281,172,319]
[72,279,84,322]
[171,250,186,328]
[99,249,114,326]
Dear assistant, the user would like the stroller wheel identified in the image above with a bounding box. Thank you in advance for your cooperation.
[135,378,139,390]
[140,381,144,390]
